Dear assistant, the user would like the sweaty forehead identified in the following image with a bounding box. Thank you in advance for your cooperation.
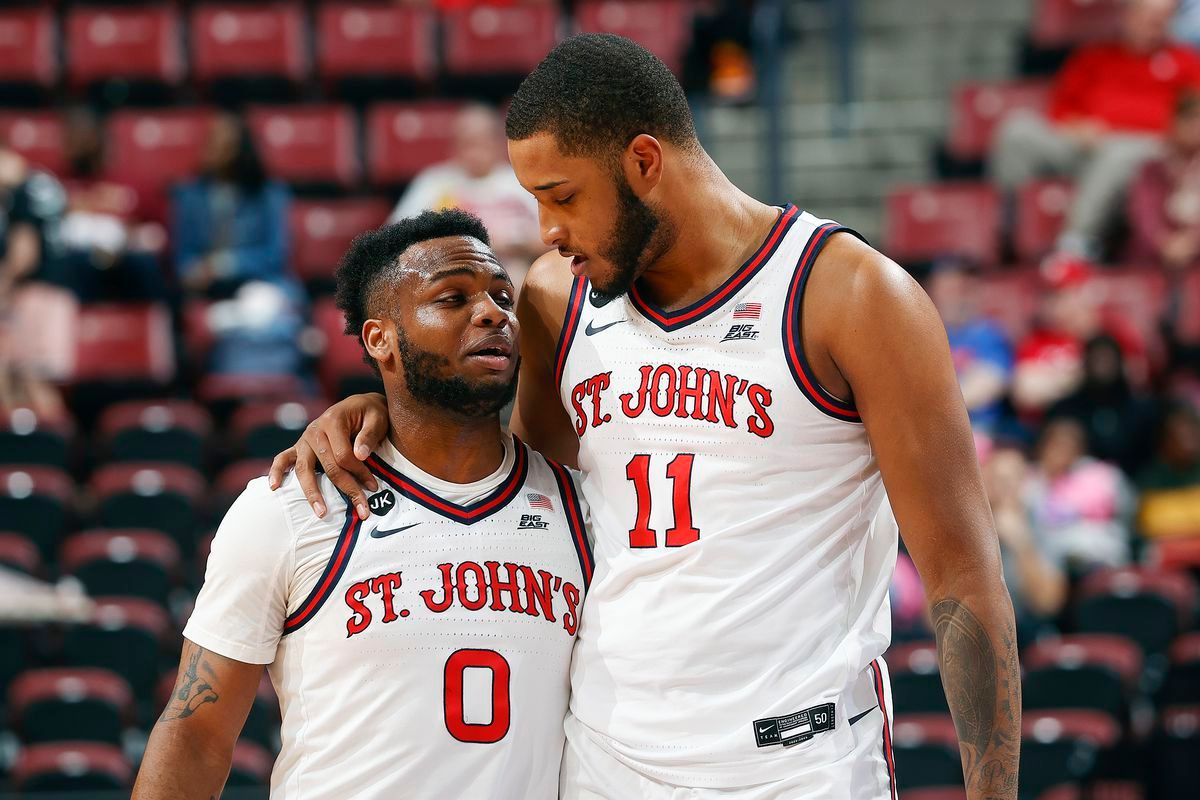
[399,236,507,282]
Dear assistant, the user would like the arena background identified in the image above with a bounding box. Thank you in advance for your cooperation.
[0,0,1197,798]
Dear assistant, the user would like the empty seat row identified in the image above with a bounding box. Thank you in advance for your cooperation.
[0,1,693,93]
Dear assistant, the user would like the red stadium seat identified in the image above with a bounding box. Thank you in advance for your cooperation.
[65,6,184,88]
[1160,633,1200,708]
[246,105,360,187]
[576,0,694,74]
[975,268,1038,342]
[11,742,131,793]
[71,303,175,384]
[1023,634,1141,721]
[61,530,181,606]
[290,197,393,285]
[314,297,374,397]
[191,2,308,84]
[0,407,73,469]
[1077,567,1198,655]
[887,641,949,715]
[90,463,206,554]
[107,109,217,192]
[1023,634,1144,688]
[0,112,67,175]
[366,101,462,186]
[1015,179,1074,263]
[62,597,171,696]
[196,373,310,413]
[884,183,1002,266]
[442,4,559,77]
[9,668,134,745]
[891,714,962,791]
[0,466,73,559]
[947,80,1052,162]
[1023,709,1121,749]
[1092,268,1169,362]
[231,400,327,460]
[1031,0,1124,49]
[98,399,212,468]
[316,2,436,83]
[0,8,57,89]
[1153,536,1200,572]
[1021,710,1113,798]
[0,532,41,575]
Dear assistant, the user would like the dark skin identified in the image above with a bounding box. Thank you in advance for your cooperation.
[270,134,1020,799]
[135,236,519,800]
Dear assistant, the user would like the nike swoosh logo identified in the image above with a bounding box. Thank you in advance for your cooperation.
[584,319,627,336]
[848,706,877,726]
[757,724,775,734]
[371,523,421,539]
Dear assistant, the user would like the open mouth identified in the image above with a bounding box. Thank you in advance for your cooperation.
[561,249,589,276]
[465,338,514,371]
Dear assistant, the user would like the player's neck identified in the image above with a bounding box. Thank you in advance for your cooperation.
[387,404,507,485]
[635,171,781,312]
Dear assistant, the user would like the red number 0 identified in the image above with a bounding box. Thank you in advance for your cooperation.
[443,648,510,743]
[625,453,700,548]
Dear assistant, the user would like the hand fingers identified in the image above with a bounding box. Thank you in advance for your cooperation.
[355,404,390,463]
[268,447,297,491]
[294,432,328,519]
[315,432,371,522]
[326,415,379,494]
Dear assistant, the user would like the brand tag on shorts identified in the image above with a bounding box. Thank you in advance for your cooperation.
[753,702,835,748]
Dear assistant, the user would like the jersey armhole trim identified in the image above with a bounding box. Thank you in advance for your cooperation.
[545,458,593,589]
[870,658,898,800]
[782,224,864,423]
[282,501,363,636]
[553,275,588,389]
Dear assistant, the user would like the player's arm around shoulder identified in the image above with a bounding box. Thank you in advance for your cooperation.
[510,250,582,468]
[133,478,296,800]
[809,234,1020,800]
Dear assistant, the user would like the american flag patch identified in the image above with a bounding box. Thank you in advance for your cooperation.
[733,302,762,320]
[526,492,554,511]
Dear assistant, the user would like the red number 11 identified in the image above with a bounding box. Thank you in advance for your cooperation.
[625,453,700,548]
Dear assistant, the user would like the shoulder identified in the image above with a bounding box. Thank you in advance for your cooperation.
[807,231,929,326]
[516,250,576,353]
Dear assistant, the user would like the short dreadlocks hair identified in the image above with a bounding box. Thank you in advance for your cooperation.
[506,33,699,159]
[334,208,492,374]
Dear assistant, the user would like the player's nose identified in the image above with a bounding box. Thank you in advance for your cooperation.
[471,292,511,329]
[538,207,565,248]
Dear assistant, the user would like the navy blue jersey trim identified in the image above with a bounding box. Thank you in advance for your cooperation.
[282,502,362,635]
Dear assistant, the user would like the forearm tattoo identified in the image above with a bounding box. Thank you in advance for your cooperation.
[162,644,220,721]
[932,598,1021,800]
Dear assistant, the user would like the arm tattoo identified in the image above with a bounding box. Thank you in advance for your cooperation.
[162,645,220,721]
[931,598,1020,800]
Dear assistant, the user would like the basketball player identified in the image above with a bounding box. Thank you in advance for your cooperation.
[270,36,1021,800]
[134,210,592,799]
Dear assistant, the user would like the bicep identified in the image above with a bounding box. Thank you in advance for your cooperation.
[159,638,263,742]
[510,353,579,467]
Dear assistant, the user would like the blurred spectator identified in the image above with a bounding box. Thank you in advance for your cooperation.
[1136,400,1200,538]
[926,259,1013,435]
[0,143,67,310]
[59,107,168,303]
[991,0,1199,259]
[1026,417,1134,572]
[984,444,1068,640]
[1048,335,1160,475]
[1175,0,1200,46]
[888,549,930,643]
[172,115,304,376]
[1126,91,1200,269]
[684,1,758,104]
[388,104,542,290]
[1013,258,1147,416]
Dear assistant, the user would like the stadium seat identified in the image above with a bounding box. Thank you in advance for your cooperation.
[441,4,559,77]
[891,714,962,791]
[229,740,274,786]
[0,111,67,175]
[71,303,176,384]
[0,8,57,93]
[947,80,1053,163]
[231,400,326,460]
[315,2,436,85]
[209,459,271,523]
[10,742,131,793]
[0,407,72,469]
[191,2,307,87]
[246,105,360,188]
[107,109,216,192]
[886,641,949,715]
[1092,269,1169,353]
[182,298,216,367]
[89,463,205,554]
[98,399,212,468]
[61,529,181,607]
[9,667,133,745]
[290,197,393,288]
[366,101,463,186]
[0,532,41,576]
[65,6,183,88]
[884,183,1002,267]
[576,0,694,75]
[196,374,310,422]
[1156,705,1200,800]
[1020,710,1113,799]
[314,297,375,398]
[975,268,1039,342]
[1160,633,1200,707]
[1030,0,1125,49]
[1014,179,1074,264]
[1022,634,1141,721]
[1075,567,1198,657]
[1153,537,1200,572]
[62,598,171,697]
[0,466,73,559]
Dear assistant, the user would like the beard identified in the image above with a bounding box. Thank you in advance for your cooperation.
[396,331,519,419]
[588,174,673,306]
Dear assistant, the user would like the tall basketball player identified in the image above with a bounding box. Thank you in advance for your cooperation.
[135,210,592,799]
[270,36,1021,800]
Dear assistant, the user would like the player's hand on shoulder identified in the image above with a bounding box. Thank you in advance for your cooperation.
[268,393,388,522]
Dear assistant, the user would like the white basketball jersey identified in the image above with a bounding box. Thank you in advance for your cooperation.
[555,205,899,787]
[264,438,591,798]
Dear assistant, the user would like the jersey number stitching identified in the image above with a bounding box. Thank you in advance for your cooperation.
[625,453,700,548]
[443,648,511,744]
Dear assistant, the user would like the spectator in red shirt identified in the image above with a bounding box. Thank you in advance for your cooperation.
[1126,91,1200,269]
[991,0,1200,259]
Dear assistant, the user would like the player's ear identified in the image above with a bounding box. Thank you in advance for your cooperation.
[362,319,392,366]
[624,134,663,191]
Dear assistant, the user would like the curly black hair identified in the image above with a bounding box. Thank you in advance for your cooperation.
[334,208,492,374]
[506,33,699,159]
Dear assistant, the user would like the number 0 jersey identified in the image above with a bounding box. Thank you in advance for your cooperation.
[556,206,899,787]
[184,435,593,799]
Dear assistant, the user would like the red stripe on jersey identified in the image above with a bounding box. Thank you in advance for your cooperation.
[871,658,898,800]
[553,275,588,388]
[283,509,362,633]
[547,459,593,586]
